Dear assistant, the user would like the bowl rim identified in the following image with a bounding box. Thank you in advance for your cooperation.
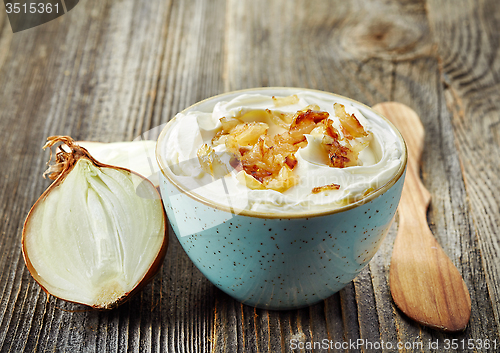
[156,87,408,219]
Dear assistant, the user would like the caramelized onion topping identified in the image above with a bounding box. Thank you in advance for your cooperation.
[198,102,369,193]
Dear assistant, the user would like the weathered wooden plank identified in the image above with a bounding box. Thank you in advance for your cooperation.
[427,0,500,333]
[0,0,499,351]
[0,0,224,351]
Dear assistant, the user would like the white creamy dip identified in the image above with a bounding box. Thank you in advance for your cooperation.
[159,91,403,213]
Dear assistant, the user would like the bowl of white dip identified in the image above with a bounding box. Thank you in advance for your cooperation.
[156,87,406,309]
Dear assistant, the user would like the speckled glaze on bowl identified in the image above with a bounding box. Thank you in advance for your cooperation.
[156,88,407,310]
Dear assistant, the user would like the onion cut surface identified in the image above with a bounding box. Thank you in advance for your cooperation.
[22,136,168,309]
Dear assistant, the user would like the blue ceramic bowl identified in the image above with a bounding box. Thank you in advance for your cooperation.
[156,88,407,310]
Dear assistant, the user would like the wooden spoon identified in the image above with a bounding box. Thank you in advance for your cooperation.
[373,102,471,332]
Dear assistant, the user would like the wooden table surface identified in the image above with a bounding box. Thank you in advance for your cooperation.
[1,0,500,351]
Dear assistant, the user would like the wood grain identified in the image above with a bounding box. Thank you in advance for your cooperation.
[0,0,499,351]
[427,0,500,328]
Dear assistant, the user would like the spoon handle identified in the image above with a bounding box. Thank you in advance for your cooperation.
[391,105,430,234]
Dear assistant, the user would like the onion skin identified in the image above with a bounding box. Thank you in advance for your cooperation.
[22,136,169,310]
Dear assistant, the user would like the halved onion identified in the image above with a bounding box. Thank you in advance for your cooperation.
[22,136,168,309]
